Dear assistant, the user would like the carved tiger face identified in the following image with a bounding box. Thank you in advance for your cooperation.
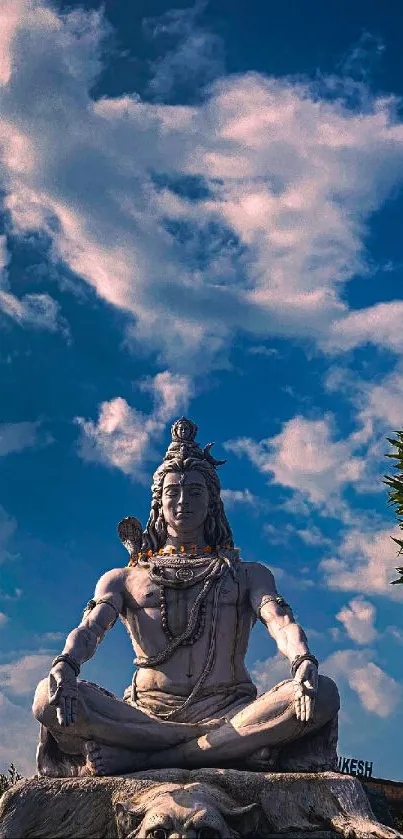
[114,782,258,839]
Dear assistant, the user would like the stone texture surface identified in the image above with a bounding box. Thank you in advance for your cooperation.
[1,770,402,839]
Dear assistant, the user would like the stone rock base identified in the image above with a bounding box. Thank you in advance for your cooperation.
[0,770,401,838]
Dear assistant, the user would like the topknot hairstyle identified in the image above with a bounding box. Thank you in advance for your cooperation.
[142,419,233,552]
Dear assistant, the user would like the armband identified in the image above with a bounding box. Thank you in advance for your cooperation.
[83,597,119,628]
[259,594,291,616]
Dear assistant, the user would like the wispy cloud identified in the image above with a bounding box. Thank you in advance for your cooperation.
[0,420,40,456]
[324,301,403,357]
[247,345,280,358]
[335,597,378,644]
[0,586,22,601]
[386,625,403,645]
[320,524,402,599]
[263,522,296,547]
[0,692,38,775]
[295,525,331,547]
[226,414,366,508]
[0,233,68,335]
[323,361,403,499]
[265,562,315,591]
[1,2,403,368]
[221,488,256,507]
[323,649,402,718]
[144,2,224,100]
[0,652,52,695]
[0,650,51,775]
[75,371,192,476]
[33,631,65,645]
[250,652,290,695]
[0,612,8,628]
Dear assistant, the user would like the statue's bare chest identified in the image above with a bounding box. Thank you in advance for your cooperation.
[123,565,248,614]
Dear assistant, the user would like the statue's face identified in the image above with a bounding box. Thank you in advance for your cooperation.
[177,421,191,440]
[162,470,209,538]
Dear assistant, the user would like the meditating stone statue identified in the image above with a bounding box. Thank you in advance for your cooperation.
[32,417,340,777]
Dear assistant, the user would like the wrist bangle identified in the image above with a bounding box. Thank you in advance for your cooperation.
[291,654,318,678]
[52,654,80,677]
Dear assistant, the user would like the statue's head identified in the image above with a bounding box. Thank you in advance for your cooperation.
[171,416,198,443]
[142,418,233,553]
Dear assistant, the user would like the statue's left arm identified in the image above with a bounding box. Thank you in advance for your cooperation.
[247,562,318,723]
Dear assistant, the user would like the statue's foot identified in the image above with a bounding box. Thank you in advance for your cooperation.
[36,725,84,778]
[83,740,144,776]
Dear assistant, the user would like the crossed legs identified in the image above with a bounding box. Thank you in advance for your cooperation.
[32,675,340,776]
[143,675,340,769]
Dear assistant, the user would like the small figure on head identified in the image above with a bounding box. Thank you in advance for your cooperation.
[171,417,198,443]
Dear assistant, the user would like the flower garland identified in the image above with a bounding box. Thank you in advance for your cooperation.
[127,543,239,567]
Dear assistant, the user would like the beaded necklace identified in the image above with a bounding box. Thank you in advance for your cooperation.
[130,547,240,719]
[151,557,218,643]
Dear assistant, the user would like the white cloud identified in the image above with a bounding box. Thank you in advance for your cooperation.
[263,522,295,547]
[366,369,403,428]
[250,652,290,695]
[0,691,38,776]
[220,488,256,507]
[0,653,52,695]
[34,631,66,644]
[324,361,403,501]
[144,4,224,100]
[1,2,403,366]
[295,525,331,547]
[0,420,39,456]
[386,625,403,645]
[320,524,403,599]
[0,651,53,775]
[0,586,22,601]
[352,366,403,449]
[75,371,192,476]
[247,345,279,357]
[0,612,8,628]
[0,232,67,334]
[324,301,403,356]
[323,650,402,718]
[0,287,67,334]
[265,562,315,590]
[226,414,365,507]
[335,597,378,644]
[76,397,154,475]
[140,371,193,423]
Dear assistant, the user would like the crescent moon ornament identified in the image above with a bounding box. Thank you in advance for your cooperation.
[203,442,227,467]
[117,516,143,561]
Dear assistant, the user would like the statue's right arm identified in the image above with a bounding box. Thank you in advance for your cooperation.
[47,569,126,726]
[60,568,126,666]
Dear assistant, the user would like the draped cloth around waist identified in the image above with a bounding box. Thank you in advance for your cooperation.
[123,676,257,724]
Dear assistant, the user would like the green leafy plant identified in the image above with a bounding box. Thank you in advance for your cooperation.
[384,432,403,585]
[0,763,23,797]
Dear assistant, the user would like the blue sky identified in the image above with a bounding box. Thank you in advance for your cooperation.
[0,0,403,780]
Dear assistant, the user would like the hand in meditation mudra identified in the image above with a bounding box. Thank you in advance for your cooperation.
[33,417,340,777]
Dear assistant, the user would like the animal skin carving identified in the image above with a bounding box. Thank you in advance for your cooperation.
[114,782,259,839]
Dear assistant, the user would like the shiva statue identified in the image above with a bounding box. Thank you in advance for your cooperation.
[33,417,340,777]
